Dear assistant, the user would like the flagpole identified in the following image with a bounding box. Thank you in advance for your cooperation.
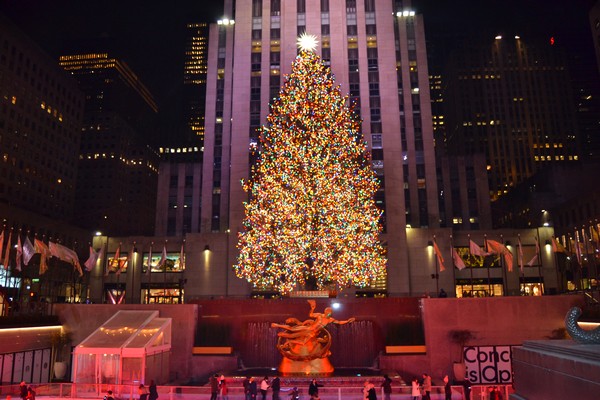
[450,234,454,296]
[467,234,474,295]
[582,226,592,291]
[518,234,523,295]
[500,234,507,296]
[147,241,153,304]
[552,236,561,294]
[535,229,543,295]
[433,235,439,295]
[590,220,600,280]
[164,240,168,302]
[484,234,492,295]
[103,236,109,303]
[131,241,136,304]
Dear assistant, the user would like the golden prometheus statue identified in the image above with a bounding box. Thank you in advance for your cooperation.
[271,299,355,374]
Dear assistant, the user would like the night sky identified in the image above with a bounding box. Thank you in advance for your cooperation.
[0,0,598,131]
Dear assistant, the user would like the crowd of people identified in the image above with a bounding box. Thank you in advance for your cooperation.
[215,372,481,400]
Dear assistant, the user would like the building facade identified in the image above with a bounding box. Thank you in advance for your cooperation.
[0,15,84,223]
[59,53,160,236]
[442,35,581,201]
[181,23,209,149]
[199,0,440,296]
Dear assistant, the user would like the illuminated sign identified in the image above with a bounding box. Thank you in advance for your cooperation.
[464,345,513,384]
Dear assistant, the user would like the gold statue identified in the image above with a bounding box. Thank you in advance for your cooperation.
[271,300,355,374]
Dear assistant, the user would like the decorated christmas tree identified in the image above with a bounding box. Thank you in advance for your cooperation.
[234,34,386,294]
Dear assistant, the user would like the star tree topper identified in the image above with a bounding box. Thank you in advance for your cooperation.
[297,32,319,52]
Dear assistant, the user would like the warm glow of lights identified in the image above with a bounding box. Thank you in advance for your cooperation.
[0,325,62,333]
[234,49,386,295]
[297,33,319,52]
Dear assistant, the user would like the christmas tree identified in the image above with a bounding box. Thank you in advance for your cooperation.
[234,34,386,294]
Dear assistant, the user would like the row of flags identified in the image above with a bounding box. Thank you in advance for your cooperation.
[432,237,546,274]
[0,230,185,276]
[433,227,600,274]
[0,230,83,276]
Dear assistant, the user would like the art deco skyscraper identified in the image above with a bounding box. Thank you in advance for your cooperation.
[201,0,439,295]
[442,36,580,201]
[59,53,160,236]
[182,22,209,148]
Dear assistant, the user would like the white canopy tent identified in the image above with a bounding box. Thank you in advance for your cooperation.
[72,310,171,393]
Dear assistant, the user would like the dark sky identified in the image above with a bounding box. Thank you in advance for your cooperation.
[0,0,598,119]
[0,0,223,117]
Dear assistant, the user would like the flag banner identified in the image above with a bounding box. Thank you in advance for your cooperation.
[16,236,23,271]
[452,248,466,270]
[3,231,12,270]
[22,237,36,265]
[593,225,600,246]
[35,239,50,274]
[49,241,83,276]
[146,244,153,274]
[112,245,122,275]
[526,254,538,266]
[159,245,167,268]
[487,239,513,272]
[179,242,185,269]
[433,240,446,272]
[122,245,135,274]
[518,237,524,273]
[0,230,4,265]
[551,237,566,253]
[84,246,100,271]
[570,238,582,265]
[469,240,488,257]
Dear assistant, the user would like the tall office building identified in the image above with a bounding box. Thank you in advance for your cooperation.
[201,0,439,295]
[59,53,160,236]
[0,15,85,230]
[442,36,581,201]
[182,23,209,149]
[0,15,95,308]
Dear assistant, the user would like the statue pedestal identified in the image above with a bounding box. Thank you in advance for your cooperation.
[278,356,334,375]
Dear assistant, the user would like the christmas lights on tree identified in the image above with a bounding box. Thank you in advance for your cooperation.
[234,36,386,294]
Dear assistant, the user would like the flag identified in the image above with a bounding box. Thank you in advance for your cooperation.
[433,240,446,272]
[113,244,122,274]
[35,239,50,274]
[487,239,514,272]
[551,237,566,253]
[179,242,185,270]
[452,248,466,270]
[518,237,524,273]
[0,230,4,266]
[592,225,600,246]
[49,241,82,276]
[158,245,167,268]
[16,235,23,271]
[146,243,153,274]
[526,254,538,266]
[22,237,36,265]
[3,231,12,270]
[570,238,582,266]
[122,244,135,273]
[84,246,101,271]
[469,240,488,257]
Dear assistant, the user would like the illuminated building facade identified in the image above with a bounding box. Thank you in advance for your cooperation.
[442,36,581,201]
[0,16,95,313]
[200,0,440,295]
[182,23,209,148]
[59,53,160,236]
[0,15,85,230]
